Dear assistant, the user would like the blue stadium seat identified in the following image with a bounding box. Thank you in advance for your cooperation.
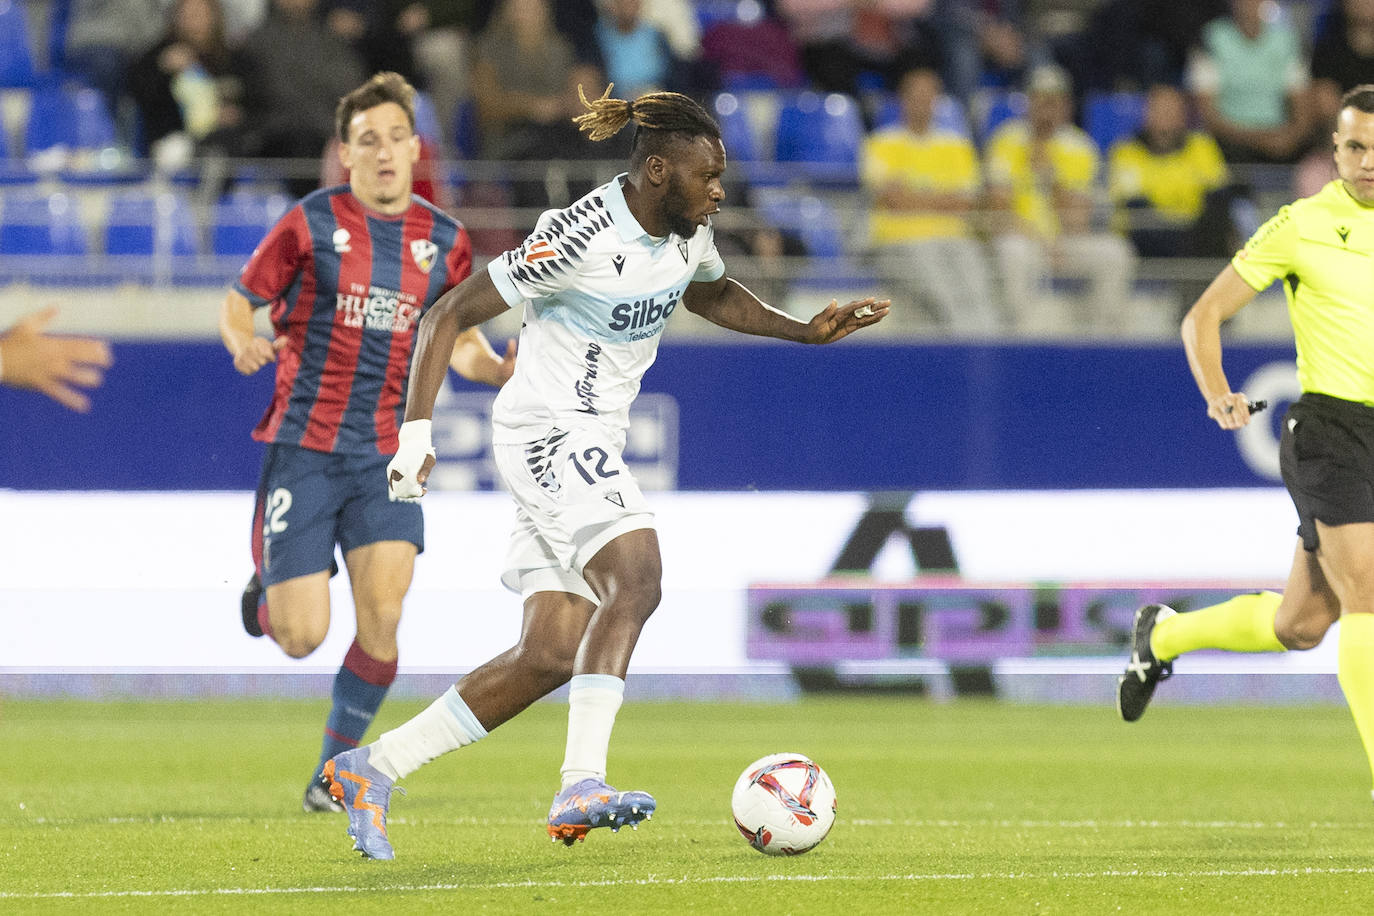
[973,89,1027,144]
[23,81,118,159]
[453,97,480,159]
[1084,90,1147,154]
[104,190,203,283]
[773,92,863,185]
[211,190,290,257]
[0,190,87,255]
[870,92,970,136]
[713,92,758,164]
[412,90,441,146]
[721,72,785,92]
[696,0,751,30]
[0,159,35,185]
[23,80,74,155]
[753,189,868,287]
[0,0,38,88]
[104,191,199,256]
[70,86,116,150]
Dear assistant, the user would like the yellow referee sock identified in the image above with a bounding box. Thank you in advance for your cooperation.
[1337,613,1374,793]
[1150,591,1285,662]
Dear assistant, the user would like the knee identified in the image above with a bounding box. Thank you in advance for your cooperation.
[605,564,662,618]
[272,620,327,658]
[1274,614,1333,651]
[354,598,404,636]
[512,637,578,684]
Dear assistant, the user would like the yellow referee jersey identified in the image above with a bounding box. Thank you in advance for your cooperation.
[1232,180,1374,404]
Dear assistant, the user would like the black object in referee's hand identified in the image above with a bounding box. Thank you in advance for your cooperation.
[1222,399,1267,416]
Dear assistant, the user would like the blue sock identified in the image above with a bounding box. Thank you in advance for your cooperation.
[314,639,397,777]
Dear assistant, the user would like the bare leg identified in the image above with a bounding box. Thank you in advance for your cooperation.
[344,539,416,663]
[1272,539,1341,650]
[264,570,331,659]
[576,527,663,676]
[457,590,596,729]
[308,541,417,789]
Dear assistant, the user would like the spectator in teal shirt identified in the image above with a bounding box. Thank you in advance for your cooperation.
[1187,0,1311,163]
[595,0,676,97]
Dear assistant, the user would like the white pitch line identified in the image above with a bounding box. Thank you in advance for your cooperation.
[5,867,1374,900]
[16,816,1373,831]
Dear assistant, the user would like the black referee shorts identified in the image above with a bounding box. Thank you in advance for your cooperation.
[1279,392,1374,551]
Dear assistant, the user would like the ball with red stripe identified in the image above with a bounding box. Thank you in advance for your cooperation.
[730,753,837,856]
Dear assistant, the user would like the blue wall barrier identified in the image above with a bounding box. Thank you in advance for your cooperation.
[0,340,1298,490]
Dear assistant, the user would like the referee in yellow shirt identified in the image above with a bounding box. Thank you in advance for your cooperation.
[1118,85,1374,799]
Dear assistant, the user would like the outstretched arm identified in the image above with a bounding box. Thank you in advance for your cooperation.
[682,276,889,343]
[1181,264,1261,430]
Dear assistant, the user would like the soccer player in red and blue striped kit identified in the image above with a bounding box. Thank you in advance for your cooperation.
[218,72,515,813]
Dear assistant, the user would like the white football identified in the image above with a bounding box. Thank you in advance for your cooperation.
[730,752,837,855]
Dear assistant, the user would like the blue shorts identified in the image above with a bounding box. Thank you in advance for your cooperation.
[251,443,423,586]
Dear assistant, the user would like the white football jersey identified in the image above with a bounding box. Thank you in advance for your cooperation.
[486,174,725,444]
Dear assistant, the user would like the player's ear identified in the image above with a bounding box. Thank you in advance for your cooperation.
[644,154,667,187]
[336,135,353,171]
[407,133,420,164]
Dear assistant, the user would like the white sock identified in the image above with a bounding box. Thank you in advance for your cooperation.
[368,685,488,781]
[560,674,625,788]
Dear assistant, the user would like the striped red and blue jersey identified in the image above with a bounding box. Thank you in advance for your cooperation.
[234,186,471,455]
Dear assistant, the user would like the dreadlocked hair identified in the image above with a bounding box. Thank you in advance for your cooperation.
[573,84,721,156]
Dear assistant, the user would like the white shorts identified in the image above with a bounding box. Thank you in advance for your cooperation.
[494,425,654,602]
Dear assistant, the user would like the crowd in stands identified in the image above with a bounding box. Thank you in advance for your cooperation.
[2,0,1370,334]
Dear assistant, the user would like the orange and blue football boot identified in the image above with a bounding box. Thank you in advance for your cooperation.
[546,778,655,846]
[321,748,396,859]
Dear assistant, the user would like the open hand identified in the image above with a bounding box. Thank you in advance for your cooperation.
[804,297,890,344]
[0,306,113,411]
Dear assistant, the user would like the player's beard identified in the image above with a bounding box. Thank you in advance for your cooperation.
[660,173,699,239]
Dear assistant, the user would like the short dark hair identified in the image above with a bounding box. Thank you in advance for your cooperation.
[336,72,416,143]
[573,84,721,166]
[1341,85,1374,117]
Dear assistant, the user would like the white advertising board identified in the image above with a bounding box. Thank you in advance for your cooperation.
[0,488,1318,679]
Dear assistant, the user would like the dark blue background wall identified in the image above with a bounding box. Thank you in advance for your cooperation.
[0,340,1297,490]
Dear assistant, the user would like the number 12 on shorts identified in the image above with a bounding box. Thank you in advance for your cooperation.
[569,447,621,485]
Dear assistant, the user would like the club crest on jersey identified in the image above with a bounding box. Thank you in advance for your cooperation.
[410,238,438,273]
[333,229,351,253]
[612,253,626,275]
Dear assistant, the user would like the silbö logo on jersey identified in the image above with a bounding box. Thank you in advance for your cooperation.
[608,293,679,341]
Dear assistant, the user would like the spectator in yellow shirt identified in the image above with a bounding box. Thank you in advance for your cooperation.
[1108,83,1236,258]
[861,66,1003,334]
[985,64,1136,335]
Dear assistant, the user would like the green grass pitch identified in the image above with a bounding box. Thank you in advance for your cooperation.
[3,695,1374,914]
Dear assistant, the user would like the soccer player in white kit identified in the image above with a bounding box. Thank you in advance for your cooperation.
[321,86,890,859]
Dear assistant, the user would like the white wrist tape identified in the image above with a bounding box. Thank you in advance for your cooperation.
[398,419,434,451]
[388,420,437,501]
